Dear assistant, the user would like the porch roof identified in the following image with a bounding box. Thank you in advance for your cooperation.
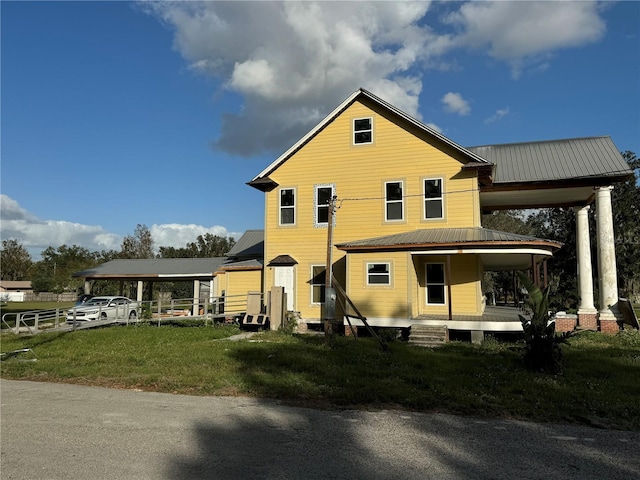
[335,228,561,252]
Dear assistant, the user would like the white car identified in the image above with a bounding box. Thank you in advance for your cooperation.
[66,296,138,322]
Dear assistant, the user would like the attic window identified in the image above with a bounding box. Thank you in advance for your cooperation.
[353,117,372,144]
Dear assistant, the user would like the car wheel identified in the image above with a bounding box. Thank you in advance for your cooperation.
[101,312,108,320]
[129,310,137,320]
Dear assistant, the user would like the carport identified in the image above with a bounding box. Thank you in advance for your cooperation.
[72,258,228,315]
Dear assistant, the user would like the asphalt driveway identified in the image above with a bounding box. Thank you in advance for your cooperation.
[1,379,638,479]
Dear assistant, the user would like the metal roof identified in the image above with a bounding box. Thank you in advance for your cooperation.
[468,136,631,184]
[73,258,228,279]
[219,258,263,271]
[226,229,264,258]
[336,228,561,251]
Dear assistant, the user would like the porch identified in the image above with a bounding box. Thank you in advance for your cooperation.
[413,305,528,332]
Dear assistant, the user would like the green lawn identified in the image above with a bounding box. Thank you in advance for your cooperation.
[1,324,639,430]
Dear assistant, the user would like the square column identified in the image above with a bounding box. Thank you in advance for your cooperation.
[574,205,597,329]
[595,186,622,333]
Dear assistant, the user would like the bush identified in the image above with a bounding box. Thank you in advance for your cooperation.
[518,272,571,374]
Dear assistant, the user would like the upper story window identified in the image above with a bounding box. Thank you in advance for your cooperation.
[353,117,373,145]
[367,262,391,286]
[385,181,404,222]
[315,184,335,227]
[424,178,444,220]
[279,188,296,225]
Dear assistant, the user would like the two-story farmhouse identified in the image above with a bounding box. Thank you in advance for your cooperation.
[249,89,632,336]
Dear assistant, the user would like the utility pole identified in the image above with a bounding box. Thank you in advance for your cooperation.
[324,195,337,339]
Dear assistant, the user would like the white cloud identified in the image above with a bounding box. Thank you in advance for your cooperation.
[142,1,609,154]
[484,107,510,124]
[0,195,238,258]
[144,1,435,156]
[442,92,471,116]
[444,1,606,78]
[150,224,241,250]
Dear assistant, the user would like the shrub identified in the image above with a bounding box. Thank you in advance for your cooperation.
[518,272,571,374]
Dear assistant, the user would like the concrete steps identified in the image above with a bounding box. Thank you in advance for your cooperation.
[408,324,449,347]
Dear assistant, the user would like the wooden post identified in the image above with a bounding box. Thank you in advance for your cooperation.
[446,255,452,322]
[324,196,337,338]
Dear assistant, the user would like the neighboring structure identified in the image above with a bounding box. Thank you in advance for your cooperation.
[248,88,632,335]
[72,231,264,308]
[0,280,33,302]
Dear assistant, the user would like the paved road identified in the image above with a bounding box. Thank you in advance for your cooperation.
[1,379,639,480]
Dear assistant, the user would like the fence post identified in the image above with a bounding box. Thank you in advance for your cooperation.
[157,300,162,327]
[34,313,40,333]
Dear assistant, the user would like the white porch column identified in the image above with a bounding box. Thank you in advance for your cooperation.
[84,280,91,295]
[193,280,200,316]
[595,186,622,332]
[136,281,144,302]
[574,206,597,329]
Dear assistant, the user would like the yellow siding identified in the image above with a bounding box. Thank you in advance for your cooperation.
[413,255,482,316]
[223,270,262,299]
[262,99,481,321]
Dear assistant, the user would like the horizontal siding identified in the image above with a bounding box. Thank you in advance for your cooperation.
[262,100,482,321]
[225,270,262,299]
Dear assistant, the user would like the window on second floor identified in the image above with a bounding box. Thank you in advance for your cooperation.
[424,178,444,220]
[353,117,373,145]
[315,184,335,227]
[385,181,404,222]
[279,188,296,225]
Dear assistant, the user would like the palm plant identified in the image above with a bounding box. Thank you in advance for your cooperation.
[517,271,571,374]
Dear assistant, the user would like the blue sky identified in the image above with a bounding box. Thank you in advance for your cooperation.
[2,1,639,258]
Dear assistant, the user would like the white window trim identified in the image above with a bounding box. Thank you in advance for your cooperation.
[279,187,296,226]
[425,262,447,305]
[384,180,404,222]
[310,264,325,305]
[353,117,373,145]
[423,177,444,220]
[314,183,336,228]
[366,262,391,286]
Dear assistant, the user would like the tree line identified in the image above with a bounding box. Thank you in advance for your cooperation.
[0,225,235,295]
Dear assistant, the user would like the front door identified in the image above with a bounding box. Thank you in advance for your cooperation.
[274,266,295,311]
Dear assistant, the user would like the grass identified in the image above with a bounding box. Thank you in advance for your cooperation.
[2,323,640,430]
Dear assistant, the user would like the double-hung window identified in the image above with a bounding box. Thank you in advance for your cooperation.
[279,188,296,225]
[311,265,326,304]
[424,178,444,220]
[385,181,404,221]
[367,263,391,286]
[425,263,446,305]
[353,117,373,145]
[315,184,335,227]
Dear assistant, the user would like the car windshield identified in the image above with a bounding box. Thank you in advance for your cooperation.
[84,298,111,306]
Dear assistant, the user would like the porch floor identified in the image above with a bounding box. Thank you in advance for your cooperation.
[413,306,529,332]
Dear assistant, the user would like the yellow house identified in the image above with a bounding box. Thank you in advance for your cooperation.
[248,89,630,335]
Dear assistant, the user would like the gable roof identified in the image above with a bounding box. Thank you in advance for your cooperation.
[226,229,264,258]
[468,136,631,184]
[336,228,561,252]
[248,88,490,190]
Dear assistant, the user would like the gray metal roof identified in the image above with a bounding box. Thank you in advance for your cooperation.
[226,229,264,258]
[219,258,263,270]
[73,258,228,279]
[468,136,631,184]
[336,228,561,250]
